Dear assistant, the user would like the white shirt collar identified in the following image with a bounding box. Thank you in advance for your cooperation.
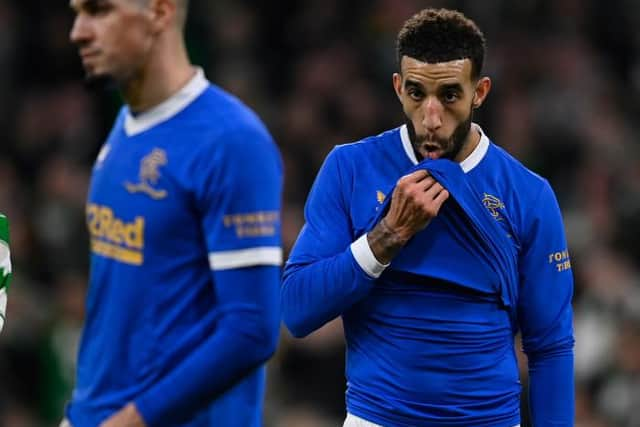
[124,67,209,136]
[400,123,490,173]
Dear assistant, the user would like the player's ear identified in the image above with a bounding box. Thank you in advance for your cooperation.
[393,73,403,102]
[472,77,491,109]
[148,0,176,33]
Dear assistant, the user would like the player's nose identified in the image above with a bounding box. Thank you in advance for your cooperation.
[70,14,93,45]
[421,97,442,132]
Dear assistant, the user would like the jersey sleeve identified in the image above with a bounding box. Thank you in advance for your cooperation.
[0,214,11,333]
[197,128,283,270]
[517,181,575,426]
[282,147,377,337]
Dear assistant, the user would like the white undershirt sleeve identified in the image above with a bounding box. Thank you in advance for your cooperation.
[350,234,390,279]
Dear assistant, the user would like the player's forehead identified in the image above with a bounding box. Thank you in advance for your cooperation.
[400,56,472,87]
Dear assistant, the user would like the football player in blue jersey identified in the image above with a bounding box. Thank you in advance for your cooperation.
[282,8,574,427]
[67,1,283,426]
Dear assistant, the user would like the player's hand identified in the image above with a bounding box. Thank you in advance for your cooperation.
[384,170,449,240]
[367,170,449,265]
[99,403,147,427]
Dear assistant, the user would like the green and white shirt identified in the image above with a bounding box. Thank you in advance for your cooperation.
[0,214,10,332]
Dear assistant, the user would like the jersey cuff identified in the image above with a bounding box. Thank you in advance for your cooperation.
[350,234,389,279]
[209,246,282,270]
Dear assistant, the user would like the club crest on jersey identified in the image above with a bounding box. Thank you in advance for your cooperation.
[124,148,168,200]
[376,191,386,204]
[482,193,505,221]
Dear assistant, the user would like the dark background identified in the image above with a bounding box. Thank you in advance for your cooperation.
[1,1,639,426]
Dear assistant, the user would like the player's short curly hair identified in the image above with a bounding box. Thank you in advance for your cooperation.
[396,8,486,79]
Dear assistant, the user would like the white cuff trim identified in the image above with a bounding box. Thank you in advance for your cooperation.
[209,247,282,270]
[350,234,389,279]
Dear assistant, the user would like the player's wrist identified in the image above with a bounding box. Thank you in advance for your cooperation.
[380,217,415,242]
[367,217,411,264]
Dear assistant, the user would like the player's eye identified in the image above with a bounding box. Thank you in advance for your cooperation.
[407,88,424,101]
[441,90,460,104]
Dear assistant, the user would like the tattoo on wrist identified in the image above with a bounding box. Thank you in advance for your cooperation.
[368,218,410,264]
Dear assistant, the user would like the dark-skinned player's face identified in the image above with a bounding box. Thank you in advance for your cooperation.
[393,57,488,162]
[69,0,155,87]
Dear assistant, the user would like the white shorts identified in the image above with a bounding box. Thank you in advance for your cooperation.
[343,413,521,427]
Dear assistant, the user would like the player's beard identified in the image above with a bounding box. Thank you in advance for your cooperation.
[406,109,473,161]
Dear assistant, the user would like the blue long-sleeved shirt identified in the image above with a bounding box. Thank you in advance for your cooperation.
[68,69,283,427]
[282,124,574,427]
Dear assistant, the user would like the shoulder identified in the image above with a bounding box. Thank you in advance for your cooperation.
[486,144,565,248]
[480,142,564,241]
[333,127,401,154]
[328,127,402,167]
[161,87,281,191]
[307,128,402,203]
[183,86,278,157]
[196,86,271,137]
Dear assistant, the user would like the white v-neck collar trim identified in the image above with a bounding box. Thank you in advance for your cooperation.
[124,67,209,136]
[399,123,490,173]
[400,125,419,165]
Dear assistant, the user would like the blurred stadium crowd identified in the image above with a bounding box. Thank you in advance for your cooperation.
[1,0,639,426]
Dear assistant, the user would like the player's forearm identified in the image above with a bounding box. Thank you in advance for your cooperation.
[134,267,280,427]
[527,344,575,427]
[367,217,411,265]
[135,314,276,426]
[282,248,376,338]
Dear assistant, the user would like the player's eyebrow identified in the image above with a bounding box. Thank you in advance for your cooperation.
[404,79,425,90]
[69,0,108,12]
[438,83,464,93]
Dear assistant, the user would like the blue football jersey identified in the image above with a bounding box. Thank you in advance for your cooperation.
[68,69,283,427]
[283,125,574,427]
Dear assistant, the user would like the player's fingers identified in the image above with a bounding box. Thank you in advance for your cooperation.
[395,170,430,199]
[400,169,429,183]
[416,186,448,217]
[418,176,436,190]
[423,181,444,199]
[433,188,450,207]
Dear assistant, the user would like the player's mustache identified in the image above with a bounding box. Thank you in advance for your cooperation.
[415,134,450,147]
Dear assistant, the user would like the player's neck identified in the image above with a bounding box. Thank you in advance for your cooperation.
[122,36,195,114]
[453,126,481,164]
